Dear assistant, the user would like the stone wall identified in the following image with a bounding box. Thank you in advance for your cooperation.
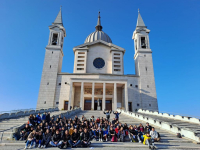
[0,107,59,120]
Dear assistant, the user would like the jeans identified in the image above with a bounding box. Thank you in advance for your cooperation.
[81,141,90,147]
[68,140,81,147]
[41,137,51,147]
[13,133,20,140]
[50,141,62,147]
[119,135,124,142]
[36,140,42,144]
[145,139,155,146]
[26,140,35,147]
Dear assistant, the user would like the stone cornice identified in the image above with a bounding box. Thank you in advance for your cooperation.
[57,72,139,77]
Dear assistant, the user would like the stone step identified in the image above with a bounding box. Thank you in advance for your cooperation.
[1,141,200,149]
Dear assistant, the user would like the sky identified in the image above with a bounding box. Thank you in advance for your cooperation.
[0,0,199,117]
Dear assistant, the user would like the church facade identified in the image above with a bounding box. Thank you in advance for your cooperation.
[37,9,158,112]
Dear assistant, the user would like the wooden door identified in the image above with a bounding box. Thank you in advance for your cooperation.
[84,100,91,110]
[64,101,68,110]
[106,100,112,111]
[128,102,132,112]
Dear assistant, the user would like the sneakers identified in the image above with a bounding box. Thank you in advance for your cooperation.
[41,145,43,148]
[130,140,132,142]
[28,145,32,149]
[38,144,41,148]
[139,141,142,143]
[106,138,107,142]
[44,145,46,148]
[24,146,27,149]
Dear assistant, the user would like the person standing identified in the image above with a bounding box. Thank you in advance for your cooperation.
[113,111,121,121]
[103,110,112,121]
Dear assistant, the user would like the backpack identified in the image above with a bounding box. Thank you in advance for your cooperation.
[177,133,182,138]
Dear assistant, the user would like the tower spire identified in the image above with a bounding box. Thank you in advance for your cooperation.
[136,9,146,27]
[95,11,103,31]
[53,6,63,26]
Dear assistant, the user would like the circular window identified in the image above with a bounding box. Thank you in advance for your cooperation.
[93,58,105,69]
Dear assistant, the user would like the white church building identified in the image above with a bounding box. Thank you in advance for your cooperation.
[37,9,158,112]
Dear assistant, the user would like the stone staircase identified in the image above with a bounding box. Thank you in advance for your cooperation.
[1,110,200,149]
[0,110,67,141]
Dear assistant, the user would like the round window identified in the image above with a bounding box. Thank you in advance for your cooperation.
[93,58,105,69]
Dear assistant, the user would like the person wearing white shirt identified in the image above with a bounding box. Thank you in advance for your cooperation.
[150,127,160,142]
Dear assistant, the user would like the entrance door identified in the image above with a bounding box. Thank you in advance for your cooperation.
[64,101,68,110]
[84,100,91,110]
[106,100,112,111]
[128,102,132,112]
[94,100,102,110]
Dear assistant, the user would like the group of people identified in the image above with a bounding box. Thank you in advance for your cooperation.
[15,110,160,149]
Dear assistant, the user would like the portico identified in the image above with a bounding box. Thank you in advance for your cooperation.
[68,79,128,111]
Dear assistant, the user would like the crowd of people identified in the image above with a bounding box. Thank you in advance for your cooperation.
[14,110,160,149]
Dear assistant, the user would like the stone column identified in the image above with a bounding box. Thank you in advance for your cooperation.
[80,82,84,110]
[114,83,117,111]
[91,82,95,110]
[68,81,73,110]
[102,83,106,111]
[125,83,128,111]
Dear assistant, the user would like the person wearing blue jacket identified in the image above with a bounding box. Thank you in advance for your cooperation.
[41,112,46,121]
[113,111,121,121]
[103,127,109,141]
[36,113,42,124]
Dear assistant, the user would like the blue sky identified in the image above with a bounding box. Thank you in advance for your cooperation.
[0,0,199,117]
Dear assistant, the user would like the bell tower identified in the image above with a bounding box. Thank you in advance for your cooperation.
[133,10,158,111]
[37,7,66,109]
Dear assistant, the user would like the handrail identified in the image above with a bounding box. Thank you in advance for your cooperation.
[0,131,3,143]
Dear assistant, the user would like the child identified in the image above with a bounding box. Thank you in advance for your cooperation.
[41,129,51,148]
[113,111,121,121]
[35,131,43,148]
[68,128,81,148]
[109,126,117,142]
[118,127,125,142]
[81,128,91,147]
[143,132,155,149]
[24,130,36,149]
[103,127,108,141]
[50,129,62,147]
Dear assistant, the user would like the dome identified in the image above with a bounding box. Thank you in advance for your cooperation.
[84,11,112,44]
[84,30,112,43]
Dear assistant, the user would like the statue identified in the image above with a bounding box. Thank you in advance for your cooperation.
[97,98,101,111]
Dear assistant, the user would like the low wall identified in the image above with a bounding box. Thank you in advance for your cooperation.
[0,107,59,120]
[137,109,200,124]
[117,109,200,143]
